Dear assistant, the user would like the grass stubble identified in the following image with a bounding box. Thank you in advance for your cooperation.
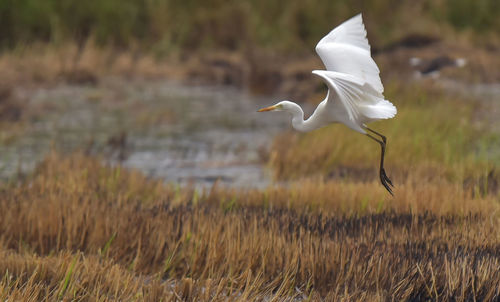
[0,1,499,299]
[0,66,499,301]
[0,130,499,301]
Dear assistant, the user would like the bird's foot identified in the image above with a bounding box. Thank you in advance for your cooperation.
[380,169,394,196]
[381,169,394,187]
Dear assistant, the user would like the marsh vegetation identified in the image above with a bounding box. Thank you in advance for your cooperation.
[0,0,499,301]
[0,152,499,301]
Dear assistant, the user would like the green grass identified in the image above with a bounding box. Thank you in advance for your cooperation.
[434,0,500,32]
[58,254,77,299]
[2,0,500,55]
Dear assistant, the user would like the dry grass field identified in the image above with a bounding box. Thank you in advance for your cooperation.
[0,48,499,302]
[0,147,498,301]
[1,1,500,300]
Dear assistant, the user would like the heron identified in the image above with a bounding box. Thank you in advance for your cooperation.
[258,14,397,195]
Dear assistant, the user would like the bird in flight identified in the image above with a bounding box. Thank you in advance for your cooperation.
[258,14,397,195]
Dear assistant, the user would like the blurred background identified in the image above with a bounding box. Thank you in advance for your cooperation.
[2,2,500,299]
[0,0,499,190]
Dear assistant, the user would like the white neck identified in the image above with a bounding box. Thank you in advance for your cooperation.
[286,102,320,132]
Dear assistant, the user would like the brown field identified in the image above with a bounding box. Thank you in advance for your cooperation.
[0,152,499,301]
[1,1,500,300]
[1,35,500,100]
[0,43,499,302]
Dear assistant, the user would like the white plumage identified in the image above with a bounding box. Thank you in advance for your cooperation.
[313,14,396,133]
[258,14,397,195]
[315,14,384,93]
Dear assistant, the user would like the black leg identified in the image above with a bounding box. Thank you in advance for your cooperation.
[366,127,393,187]
[365,127,394,196]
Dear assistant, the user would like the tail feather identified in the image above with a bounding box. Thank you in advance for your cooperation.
[361,99,397,120]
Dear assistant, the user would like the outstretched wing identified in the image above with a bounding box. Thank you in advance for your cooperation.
[312,70,396,122]
[315,14,384,94]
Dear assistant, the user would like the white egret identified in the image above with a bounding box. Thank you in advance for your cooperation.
[258,14,397,195]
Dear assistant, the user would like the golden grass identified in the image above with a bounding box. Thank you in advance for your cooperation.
[1,4,499,298]
[0,152,499,301]
[0,42,499,299]
[269,82,498,187]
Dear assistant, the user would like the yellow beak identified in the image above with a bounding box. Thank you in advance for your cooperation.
[257,105,278,112]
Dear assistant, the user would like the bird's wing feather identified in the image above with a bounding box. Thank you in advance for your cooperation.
[312,70,386,121]
[315,14,384,94]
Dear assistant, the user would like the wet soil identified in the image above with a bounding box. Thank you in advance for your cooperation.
[0,78,302,188]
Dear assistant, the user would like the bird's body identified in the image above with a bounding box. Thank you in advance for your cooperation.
[258,14,397,195]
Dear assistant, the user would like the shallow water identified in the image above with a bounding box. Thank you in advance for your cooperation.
[1,78,294,188]
[3,76,498,187]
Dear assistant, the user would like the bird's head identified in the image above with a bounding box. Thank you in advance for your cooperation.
[257,101,295,113]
